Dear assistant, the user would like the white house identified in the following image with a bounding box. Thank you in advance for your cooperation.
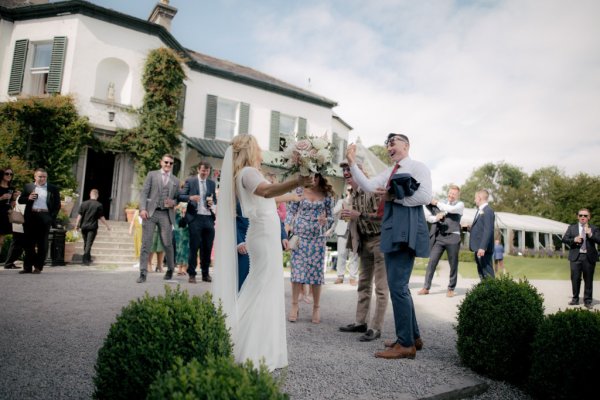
[0,0,351,220]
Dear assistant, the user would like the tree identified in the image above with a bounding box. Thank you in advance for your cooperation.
[110,47,186,181]
[0,95,94,190]
[368,144,392,166]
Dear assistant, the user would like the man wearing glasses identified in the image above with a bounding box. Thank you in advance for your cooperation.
[136,154,180,283]
[562,209,600,309]
[346,133,431,359]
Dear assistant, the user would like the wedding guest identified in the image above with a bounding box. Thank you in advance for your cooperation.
[4,193,25,270]
[493,239,505,275]
[212,134,312,371]
[0,167,17,251]
[74,189,111,266]
[174,203,190,276]
[149,226,165,273]
[128,207,142,268]
[332,187,359,285]
[285,174,335,324]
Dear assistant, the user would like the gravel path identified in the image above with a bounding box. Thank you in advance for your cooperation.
[1,263,594,399]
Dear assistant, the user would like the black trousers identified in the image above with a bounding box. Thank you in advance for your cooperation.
[187,214,215,278]
[23,212,52,271]
[81,228,98,264]
[4,231,25,266]
[570,253,596,305]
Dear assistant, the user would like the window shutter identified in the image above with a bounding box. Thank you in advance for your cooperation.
[238,102,250,135]
[8,39,29,96]
[47,36,67,93]
[297,117,307,139]
[204,94,217,139]
[269,111,280,151]
[342,138,348,163]
[176,84,186,129]
[332,132,340,162]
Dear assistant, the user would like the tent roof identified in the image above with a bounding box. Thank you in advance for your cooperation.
[460,208,568,235]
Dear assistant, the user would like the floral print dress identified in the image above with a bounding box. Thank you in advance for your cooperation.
[285,192,334,285]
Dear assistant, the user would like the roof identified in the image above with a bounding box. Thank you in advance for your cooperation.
[460,208,569,235]
[0,0,338,108]
[183,136,342,177]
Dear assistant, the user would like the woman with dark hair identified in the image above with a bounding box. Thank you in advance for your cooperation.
[285,173,335,324]
[0,167,18,250]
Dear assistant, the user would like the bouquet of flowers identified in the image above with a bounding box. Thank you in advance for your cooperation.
[279,134,334,177]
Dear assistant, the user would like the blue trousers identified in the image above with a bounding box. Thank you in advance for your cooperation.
[384,248,420,347]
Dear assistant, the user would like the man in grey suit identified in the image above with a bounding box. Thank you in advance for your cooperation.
[136,154,180,283]
[347,133,432,360]
[469,189,495,280]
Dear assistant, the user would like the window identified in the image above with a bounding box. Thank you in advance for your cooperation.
[29,42,52,95]
[269,111,307,151]
[204,94,250,140]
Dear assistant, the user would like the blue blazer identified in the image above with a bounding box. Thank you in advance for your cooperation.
[380,200,430,257]
[179,176,217,223]
[469,205,495,253]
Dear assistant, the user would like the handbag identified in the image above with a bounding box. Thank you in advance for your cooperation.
[8,208,24,224]
[287,200,304,251]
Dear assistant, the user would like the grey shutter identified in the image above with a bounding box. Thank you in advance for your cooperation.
[47,36,67,93]
[238,102,250,135]
[8,39,29,95]
[297,117,307,139]
[342,138,348,163]
[204,94,217,139]
[269,110,280,151]
[332,132,340,162]
[176,84,186,129]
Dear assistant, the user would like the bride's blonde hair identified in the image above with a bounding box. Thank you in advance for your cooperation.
[232,134,262,183]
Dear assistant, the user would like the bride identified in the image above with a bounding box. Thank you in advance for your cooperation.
[213,134,312,371]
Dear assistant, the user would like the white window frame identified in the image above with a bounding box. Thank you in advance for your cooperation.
[215,97,239,141]
[278,113,298,151]
[24,41,52,96]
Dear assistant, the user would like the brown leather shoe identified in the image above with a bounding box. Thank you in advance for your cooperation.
[32,268,42,274]
[417,288,429,295]
[446,290,455,298]
[375,343,416,359]
[334,277,344,284]
[188,276,197,284]
[383,337,423,351]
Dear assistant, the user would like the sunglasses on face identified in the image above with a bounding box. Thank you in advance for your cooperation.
[384,135,409,146]
[4,172,13,176]
[162,160,174,165]
[578,214,590,218]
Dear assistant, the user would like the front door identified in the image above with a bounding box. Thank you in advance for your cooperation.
[83,149,115,219]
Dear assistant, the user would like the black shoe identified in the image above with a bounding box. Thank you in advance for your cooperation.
[568,299,579,306]
[19,270,33,274]
[202,275,212,282]
[584,303,593,309]
[4,263,18,269]
[136,274,147,283]
[359,329,381,342]
[164,270,173,280]
[339,323,368,333]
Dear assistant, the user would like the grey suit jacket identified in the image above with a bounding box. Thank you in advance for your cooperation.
[139,170,180,223]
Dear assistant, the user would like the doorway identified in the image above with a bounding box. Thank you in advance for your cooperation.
[83,149,115,219]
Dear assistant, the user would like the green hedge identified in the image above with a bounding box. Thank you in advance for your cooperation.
[456,275,544,384]
[528,309,600,399]
[93,287,232,400]
[147,357,288,400]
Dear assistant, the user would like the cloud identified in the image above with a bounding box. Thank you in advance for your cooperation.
[247,0,600,191]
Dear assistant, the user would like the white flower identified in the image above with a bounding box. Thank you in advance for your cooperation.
[312,137,328,150]
[316,148,330,163]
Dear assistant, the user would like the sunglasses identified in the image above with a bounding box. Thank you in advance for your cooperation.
[4,172,13,176]
[578,214,590,218]
[162,160,174,165]
[384,135,409,146]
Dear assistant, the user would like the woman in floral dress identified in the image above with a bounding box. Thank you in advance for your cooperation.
[174,204,190,275]
[285,174,335,324]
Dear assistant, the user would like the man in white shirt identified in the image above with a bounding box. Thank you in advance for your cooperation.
[418,185,464,297]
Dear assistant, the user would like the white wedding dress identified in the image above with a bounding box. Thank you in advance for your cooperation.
[213,148,288,371]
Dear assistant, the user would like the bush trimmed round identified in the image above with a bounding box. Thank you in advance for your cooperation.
[93,286,232,400]
[528,309,600,399]
[147,356,289,400]
[456,274,544,384]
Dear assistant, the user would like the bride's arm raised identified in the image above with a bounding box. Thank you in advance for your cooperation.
[254,175,313,199]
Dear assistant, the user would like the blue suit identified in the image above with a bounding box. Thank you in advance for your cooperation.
[236,201,287,291]
[468,204,495,280]
[179,176,217,278]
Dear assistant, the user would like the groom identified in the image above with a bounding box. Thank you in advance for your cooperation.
[179,161,217,283]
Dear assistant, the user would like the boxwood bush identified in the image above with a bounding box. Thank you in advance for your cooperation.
[528,309,600,399]
[456,274,544,384]
[147,356,288,400]
[93,286,232,400]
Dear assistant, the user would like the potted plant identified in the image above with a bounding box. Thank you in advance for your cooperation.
[124,201,139,223]
[64,229,80,263]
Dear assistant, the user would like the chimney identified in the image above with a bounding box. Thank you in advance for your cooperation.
[148,0,178,32]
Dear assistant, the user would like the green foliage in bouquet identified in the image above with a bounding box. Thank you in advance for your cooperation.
[147,356,289,400]
[93,287,232,400]
[456,274,544,384]
[528,309,600,399]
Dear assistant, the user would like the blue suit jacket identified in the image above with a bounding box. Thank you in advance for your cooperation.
[179,176,217,223]
[469,205,495,253]
[380,200,430,257]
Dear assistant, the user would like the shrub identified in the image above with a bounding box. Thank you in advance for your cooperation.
[528,309,600,399]
[456,274,544,384]
[93,287,232,400]
[441,250,474,263]
[147,356,289,400]
[0,234,12,262]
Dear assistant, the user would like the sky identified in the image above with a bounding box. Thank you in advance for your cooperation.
[75,0,600,194]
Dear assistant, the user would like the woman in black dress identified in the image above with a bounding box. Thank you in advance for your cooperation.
[0,167,17,249]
